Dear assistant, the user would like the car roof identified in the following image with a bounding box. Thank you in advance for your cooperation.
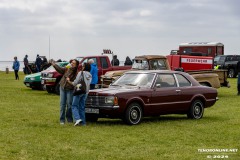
[125,70,183,74]
[134,55,166,60]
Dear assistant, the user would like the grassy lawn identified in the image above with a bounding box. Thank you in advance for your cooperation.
[0,71,239,160]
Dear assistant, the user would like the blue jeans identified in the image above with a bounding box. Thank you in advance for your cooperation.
[72,94,87,125]
[59,86,73,123]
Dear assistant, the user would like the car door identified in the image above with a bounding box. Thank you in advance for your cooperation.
[174,73,193,111]
[150,73,181,115]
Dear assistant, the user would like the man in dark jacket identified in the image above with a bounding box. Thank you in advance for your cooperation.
[24,55,31,74]
[237,60,240,95]
[111,55,120,66]
[35,54,42,72]
[124,56,132,66]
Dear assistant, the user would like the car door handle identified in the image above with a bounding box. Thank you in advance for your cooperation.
[176,90,181,92]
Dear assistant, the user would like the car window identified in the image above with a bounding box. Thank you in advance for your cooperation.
[149,59,167,70]
[132,60,149,70]
[175,74,191,87]
[155,74,176,88]
[100,57,109,69]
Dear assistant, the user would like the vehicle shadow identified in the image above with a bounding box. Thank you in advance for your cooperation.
[90,115,221,126]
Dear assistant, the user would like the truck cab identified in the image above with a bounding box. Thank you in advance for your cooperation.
[214,55,240,78]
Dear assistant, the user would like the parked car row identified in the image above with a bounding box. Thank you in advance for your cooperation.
[23,56,219,125]
[24,62,69,91]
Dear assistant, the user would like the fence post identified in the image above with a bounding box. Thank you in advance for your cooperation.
[6,67,9,74]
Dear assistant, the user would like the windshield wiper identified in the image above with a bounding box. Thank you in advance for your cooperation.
[125,83,137,86]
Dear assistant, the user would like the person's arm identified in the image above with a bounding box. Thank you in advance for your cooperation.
[50,60,65,74]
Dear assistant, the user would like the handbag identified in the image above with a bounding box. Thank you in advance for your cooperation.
[73,71,87,96]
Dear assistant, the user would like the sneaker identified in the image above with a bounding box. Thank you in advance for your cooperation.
[60,122,65,125]
[74,119,82,126]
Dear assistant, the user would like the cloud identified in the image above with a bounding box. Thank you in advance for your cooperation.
[0,0,240,61]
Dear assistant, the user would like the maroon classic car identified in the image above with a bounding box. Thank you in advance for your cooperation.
[86,70,218,125]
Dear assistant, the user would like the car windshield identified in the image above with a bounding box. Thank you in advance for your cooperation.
[76,57,83,62]
[132,60,149,70]
[214,56,220,62]
[112,73,155,88]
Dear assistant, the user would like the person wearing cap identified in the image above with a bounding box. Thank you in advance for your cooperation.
[35,54,42,72]
[12,56,20,80]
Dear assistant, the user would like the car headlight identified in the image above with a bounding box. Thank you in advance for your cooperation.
[30,77,35,80]
[105,96,118,105]
[48,73,53,78]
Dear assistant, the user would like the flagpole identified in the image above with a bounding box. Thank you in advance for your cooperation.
[49,35,51,60]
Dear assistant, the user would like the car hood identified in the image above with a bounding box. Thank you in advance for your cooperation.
[25,72,41,78]
[103,70,131,78]
[89,86,147,95]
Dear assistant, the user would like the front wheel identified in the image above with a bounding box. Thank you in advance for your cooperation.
[46,86,54,93]
[187,100,204,119]
[228,68,236,78]
[124,103,142,125]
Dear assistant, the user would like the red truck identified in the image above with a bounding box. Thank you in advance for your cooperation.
[41,55,131,94]
[171,42,224,58]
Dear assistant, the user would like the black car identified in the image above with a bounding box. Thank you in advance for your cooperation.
[214,55,240,78]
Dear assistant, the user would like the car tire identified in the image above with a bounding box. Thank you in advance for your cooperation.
[46,86,54,93]
[187,100,204,119]
[86,114,98,122]
[228,68,235,78]
[124,103,142,125]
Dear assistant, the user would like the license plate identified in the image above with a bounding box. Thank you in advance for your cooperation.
[41,80,44,84]
[85,108,99,114]
[26,83,30,87]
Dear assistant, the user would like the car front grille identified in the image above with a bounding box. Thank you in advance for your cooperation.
[86,96,109,106]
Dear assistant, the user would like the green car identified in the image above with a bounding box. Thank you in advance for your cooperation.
[23,62,69,90]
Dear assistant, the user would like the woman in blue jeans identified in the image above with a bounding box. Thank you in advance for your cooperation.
[67,63,92,126]
[51,59,79,124]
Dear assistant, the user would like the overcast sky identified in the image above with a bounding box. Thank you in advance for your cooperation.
[0,0,240,62]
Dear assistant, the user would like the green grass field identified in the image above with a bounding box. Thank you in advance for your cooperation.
[0,71,239,160]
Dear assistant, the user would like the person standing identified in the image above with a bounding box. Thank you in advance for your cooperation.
[67,63,92,126]
[88,59,98,89]
[237,60,240,95]
[12,56,20,80]
[35,54,42,72]
[124,56,132,66]
[23,55,30,74]
[111,55,120,66]
[51,59,79,124]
